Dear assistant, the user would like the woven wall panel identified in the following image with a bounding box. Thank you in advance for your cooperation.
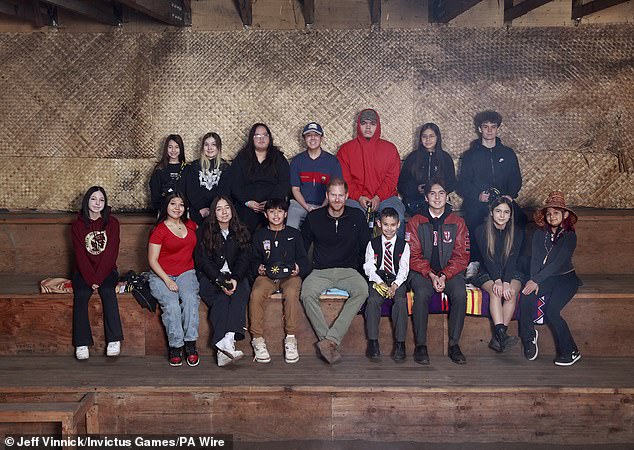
[0,26,632,210]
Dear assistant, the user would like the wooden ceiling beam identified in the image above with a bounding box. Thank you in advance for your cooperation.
[504,0,553,22]
[0,0,50,27]
[235,0,252,27]
[28,0,46,27]
[429,0,483,23]
[301,0,314,27]
[572,0,630,19]
[39,0,121,26]
[116,0,191,26]
[370,0,381,26]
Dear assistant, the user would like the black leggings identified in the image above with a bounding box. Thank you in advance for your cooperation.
[72,270,124,347]
[519,271,580,357]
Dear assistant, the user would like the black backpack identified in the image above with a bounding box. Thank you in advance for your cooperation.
[125,271,158,312]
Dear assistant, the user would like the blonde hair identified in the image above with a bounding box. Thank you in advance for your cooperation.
[199,132,222,174]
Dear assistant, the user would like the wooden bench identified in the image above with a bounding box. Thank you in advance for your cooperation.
[0,393,98,438]
[1,274,633,358]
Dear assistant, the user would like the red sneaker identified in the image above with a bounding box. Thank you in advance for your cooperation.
[185,341,199,367]
[168,347,183,367]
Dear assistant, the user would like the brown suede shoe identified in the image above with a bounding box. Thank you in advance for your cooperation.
[317,339,341,364]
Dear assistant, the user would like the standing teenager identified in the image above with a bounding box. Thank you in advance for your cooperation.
[187,132,230,225]
[149,134,189,211]
[229,123,290,233]
[398,123,456,216]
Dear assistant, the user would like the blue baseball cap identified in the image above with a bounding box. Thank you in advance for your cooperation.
[302,122,324,136]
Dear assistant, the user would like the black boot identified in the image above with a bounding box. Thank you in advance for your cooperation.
[366,339,381,361]
[497,326,519,353]
[392,342,406,363]
[414,345,430,365]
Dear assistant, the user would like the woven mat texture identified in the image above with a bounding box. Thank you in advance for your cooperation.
[0,26,632,210]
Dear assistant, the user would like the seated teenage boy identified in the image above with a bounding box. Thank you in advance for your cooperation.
[249,198,309,364]
[363,207,410,362]
[406,179,470,365]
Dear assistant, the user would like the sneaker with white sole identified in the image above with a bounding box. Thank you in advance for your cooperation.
[251,337,271,363]
[106,341,120,357]
[217,351,232,367]
[554,350,582,366]
[523,329,539,361]
[216,336,244,360]
[284,335,299,364]
[75,346,89,360]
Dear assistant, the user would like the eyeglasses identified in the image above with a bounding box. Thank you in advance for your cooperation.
[254,134,270,139]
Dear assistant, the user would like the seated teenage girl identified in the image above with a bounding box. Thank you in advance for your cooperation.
[520,191,582,366]
[472,196,525,353]
[195,196,251,367]
[148,192,200,367]
[71,186,123,360]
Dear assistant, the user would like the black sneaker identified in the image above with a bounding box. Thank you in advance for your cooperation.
[168,346,183,367]
[554,351,582,366]
[184,341,199,367]
[448,344,466,364]
[366,339,381,361]
[523,329,539,361]
[414,345,430,365]
[392,342,406,363]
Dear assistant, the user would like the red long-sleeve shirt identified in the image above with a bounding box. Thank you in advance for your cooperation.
[71,214,120,286]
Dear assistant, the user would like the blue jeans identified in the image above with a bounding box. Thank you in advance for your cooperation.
[149,269,200,348]
[346,196,406,238]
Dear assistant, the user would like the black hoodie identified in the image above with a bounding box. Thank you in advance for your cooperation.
[458,138,522,209]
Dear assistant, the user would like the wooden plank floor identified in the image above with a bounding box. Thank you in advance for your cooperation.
[1,355,632,393]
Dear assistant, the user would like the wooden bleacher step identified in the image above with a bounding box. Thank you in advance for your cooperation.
[0,393,98,437]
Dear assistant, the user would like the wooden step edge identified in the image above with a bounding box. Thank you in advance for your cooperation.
[1,385,632,395]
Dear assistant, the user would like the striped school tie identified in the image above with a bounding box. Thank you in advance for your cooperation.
[384,241,394,275]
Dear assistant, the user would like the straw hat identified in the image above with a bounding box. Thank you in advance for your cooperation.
[533,191,578,227]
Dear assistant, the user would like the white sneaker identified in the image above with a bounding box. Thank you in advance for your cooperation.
[466,261,480,279]
[284,335,299,364]
[106,341,120,357]
[217,352,232,367]
[216,336,243,359]
[251,337,271,363]
[75,346,89,360]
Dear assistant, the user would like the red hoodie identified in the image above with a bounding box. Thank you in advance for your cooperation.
[71,212,120,286]
[336,109,401,202]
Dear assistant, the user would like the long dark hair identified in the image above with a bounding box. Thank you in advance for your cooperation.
[155,191,189,226]
[80,186,110,228]
[155,134,186,170]
[485,196,515,264]
[200,196,250,253]
[409,123,445,182]
[237,123,283,178]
